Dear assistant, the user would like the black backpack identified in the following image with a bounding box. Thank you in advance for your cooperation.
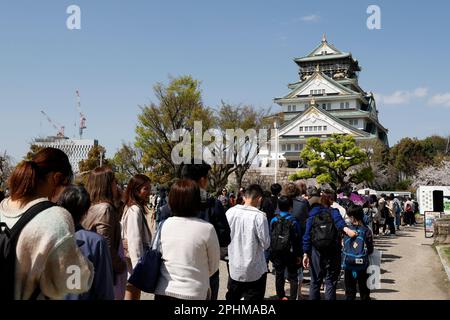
[270,216,295,257]
[0,201,54,300]
[311,208,339,251]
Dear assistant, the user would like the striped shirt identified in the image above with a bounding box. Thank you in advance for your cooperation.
[226,204,270,282]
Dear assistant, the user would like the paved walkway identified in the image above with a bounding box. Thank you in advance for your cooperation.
[143,224,450,300]
[218,225,450,300]
[370,225,449,300]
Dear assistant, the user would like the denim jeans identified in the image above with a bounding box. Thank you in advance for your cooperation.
[309,247,341,300]
[395,212,401,228]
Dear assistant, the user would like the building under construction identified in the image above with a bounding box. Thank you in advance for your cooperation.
[34,90,96,174]
[33,136,98,174]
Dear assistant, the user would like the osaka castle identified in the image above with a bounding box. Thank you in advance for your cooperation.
[262,35,389,169]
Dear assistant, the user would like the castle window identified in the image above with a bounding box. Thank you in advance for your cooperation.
[286,144,291,151]
[288,105,292,112]
[345,102,350,109]
[282,144,286,151]
[340,102,344,109]
[299,126,303,132]
[327,103,331,110]
[292,105,296,112]
[323,126,327,131]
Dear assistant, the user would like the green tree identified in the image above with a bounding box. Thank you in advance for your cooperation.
[25,144,45,160]
[357,139,394,190]
[421,135,448,160]
[389,137,433,179]
[111,143,149,186]
[0,151,13,191]
[135,75,214,185]
[289,134,372,190]
[78,145,109,174]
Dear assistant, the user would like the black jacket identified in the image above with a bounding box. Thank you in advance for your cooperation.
[291,197,309,237]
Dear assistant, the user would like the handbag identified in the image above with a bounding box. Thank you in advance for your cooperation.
[128,221,164,293]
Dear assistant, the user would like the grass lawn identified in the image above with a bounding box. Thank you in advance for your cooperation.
[443,246,450,265]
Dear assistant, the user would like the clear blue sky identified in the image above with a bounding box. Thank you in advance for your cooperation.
[1,0,450,162]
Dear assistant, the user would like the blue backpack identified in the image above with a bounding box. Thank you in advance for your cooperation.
[341,226,369,272]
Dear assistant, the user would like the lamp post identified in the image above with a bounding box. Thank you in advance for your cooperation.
[274,120,279,184]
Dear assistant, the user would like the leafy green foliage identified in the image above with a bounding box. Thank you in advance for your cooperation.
[135,75,215,185]
[111,144,148,186]
[0,152,13,191]
[25,144,45,160]
[289,134,372,190]
[78,145,109,174]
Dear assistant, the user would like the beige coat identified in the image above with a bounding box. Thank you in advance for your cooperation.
[0,198,93,300]
[121,205,152,275]
[81,202,126,275]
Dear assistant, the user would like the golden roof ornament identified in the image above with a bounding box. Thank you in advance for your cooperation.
[322,33,327,43]
[310,97,316,106]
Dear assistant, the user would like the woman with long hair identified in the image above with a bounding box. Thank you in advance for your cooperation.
[82,166,127,299]
[121,174,152,300]
[0,147,93,299]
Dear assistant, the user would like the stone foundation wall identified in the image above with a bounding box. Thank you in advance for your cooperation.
[435,217,450,245]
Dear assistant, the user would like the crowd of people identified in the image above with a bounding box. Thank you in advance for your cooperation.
[0,147,419,300]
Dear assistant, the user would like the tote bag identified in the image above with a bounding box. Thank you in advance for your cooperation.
[128,221,164,293]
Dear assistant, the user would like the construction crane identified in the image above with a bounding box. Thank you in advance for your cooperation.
[75,90,87,139]
[41,110,65,138]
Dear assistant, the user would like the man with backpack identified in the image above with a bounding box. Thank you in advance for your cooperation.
[269,196,302,300]
[283,181,309,299]
[342,205,374,300]
[302,188,357,300]
[156,160,231,300]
